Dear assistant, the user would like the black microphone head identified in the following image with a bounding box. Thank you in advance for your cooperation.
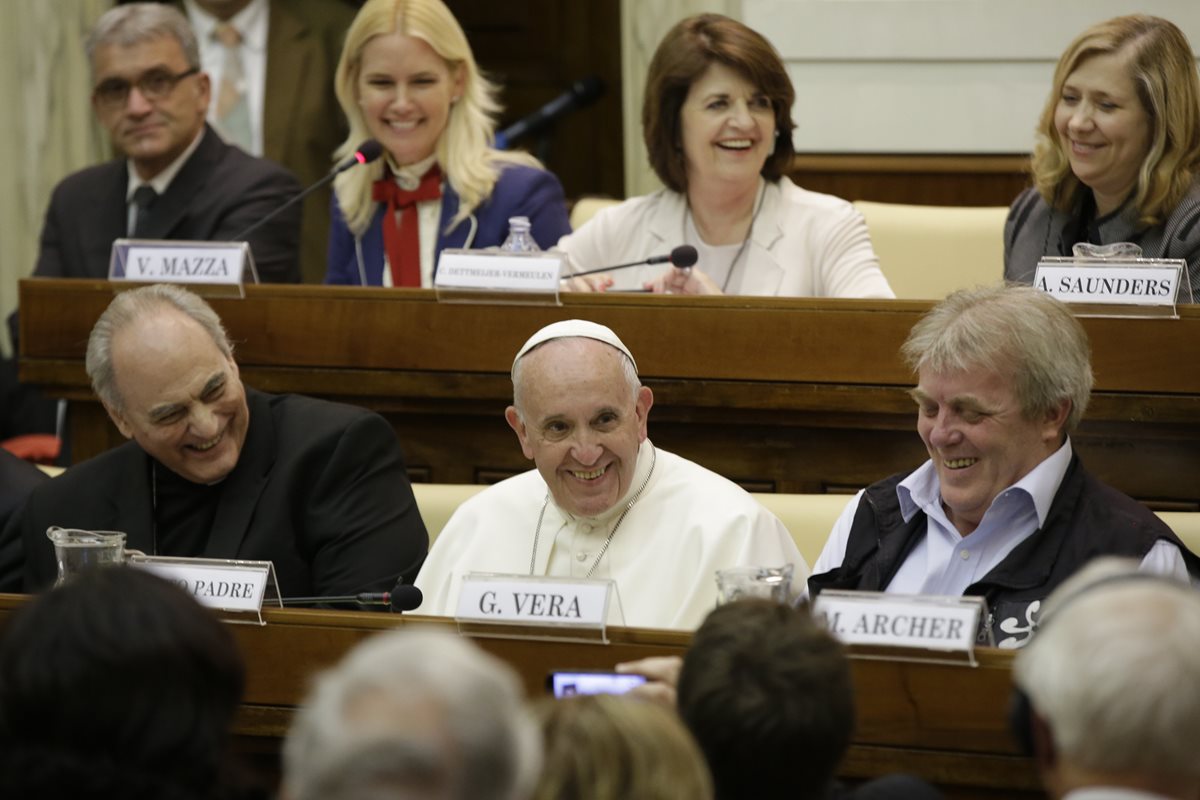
[354,139,384,165]
[670,245,698,268]
[389,584,424,612]
[570,75,605,105]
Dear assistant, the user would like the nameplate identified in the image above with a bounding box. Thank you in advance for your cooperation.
[435,250,563,293]
[813,590,983,653]
[110,239,253,286]
[128,555,271,613]
[1034,260,1183,306]
[455,573,611,627]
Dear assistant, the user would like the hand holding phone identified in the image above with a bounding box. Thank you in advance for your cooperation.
[545,670,648,698]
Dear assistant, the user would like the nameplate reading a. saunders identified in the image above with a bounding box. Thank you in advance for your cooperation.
[129,555,270,613]
[813,590,982,652]
[435,251,563,293]
[1034,261,1182,306]
[111,241,249,285]
[455,574,610,627]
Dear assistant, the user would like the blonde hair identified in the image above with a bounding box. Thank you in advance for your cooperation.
[332,0,540,236]
[532,695,713,800]
[1031,14,1200,227]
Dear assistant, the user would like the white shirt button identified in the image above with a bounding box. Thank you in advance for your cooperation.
[960,550,971,560]
[576,551,589,562]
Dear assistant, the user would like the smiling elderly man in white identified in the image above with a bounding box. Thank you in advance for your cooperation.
[415,319,805,630]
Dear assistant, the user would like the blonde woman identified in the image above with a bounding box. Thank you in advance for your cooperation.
[532,694,713,800]
[1005,15,1200,292]
[325,0,570,286]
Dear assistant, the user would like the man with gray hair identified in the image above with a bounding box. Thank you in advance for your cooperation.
[33,2,300,283]
[0,284,427,596]
[282,628,541,800]
[809,285,1198,646]
[1011,558,1200,799]
[414,319,805,629]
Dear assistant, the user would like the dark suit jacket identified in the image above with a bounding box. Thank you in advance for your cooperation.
[0,450,48,535]
[0,389,428,598]
[34,125,302,283]
[264,0,355,284]
[325,163,571,285]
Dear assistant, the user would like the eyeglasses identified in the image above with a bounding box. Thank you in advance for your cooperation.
[92,66,200,110]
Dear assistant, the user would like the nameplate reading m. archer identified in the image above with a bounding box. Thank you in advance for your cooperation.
[114,242,249,285]
[1034,261,1182,306]
[813,590,982,652]
[455,574,611,627]
[129,555,270,612]
[435,251,563,293]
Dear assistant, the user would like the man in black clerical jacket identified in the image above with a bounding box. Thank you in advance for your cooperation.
[0,284,427,599]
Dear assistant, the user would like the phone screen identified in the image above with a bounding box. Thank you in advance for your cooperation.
[546,670,648,698]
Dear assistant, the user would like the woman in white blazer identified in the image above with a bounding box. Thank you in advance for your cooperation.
[557,14,892,298]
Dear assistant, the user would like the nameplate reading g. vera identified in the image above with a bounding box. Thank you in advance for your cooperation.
[129,556,269,612]
[813,591,981,652]
[123,244,247,285]
[435,251,563,293]
[455,574,610,626]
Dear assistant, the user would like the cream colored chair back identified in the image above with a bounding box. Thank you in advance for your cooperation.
[854,201,1008,300]
[569,196,622,229]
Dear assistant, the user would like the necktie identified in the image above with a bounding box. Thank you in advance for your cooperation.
[131,185,159,238]
[214,22,252,151]
[371,165,442,288]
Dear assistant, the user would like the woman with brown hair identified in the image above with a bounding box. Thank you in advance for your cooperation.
[558,14,892,298]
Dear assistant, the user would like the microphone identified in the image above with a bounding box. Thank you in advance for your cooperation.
[568,245,698,278]
[280,580,423,612]
[230,139,384,242]
[495,76,605,149]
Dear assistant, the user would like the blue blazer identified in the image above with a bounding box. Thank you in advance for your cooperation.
[325,163,571,285]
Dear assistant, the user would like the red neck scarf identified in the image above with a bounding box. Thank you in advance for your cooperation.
[371,164,442,287]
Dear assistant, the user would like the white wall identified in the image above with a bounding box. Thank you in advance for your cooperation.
[744,0,1200,153]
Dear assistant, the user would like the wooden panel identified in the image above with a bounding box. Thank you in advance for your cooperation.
[0,595,1038,798]
[17,280,1200,506]
[448,0,625,199]
[790,154,1032,207]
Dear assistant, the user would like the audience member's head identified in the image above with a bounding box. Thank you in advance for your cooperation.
[1012,557,1200,800]
[532,694,713,800]
[0,566,245,799]
[283,628,540,800]
[677,599,854,800]
[86,3,210,180]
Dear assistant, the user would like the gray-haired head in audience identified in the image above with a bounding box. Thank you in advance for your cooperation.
[85,2,200,73]
[1013,557,1200,799]
[282,628,541,800]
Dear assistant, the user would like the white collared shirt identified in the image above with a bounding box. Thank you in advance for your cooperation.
[184,0,269,156]
[812,439,1189,594]
[125,126,207,235]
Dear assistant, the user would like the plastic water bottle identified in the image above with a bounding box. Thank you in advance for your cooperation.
[500,216,540,252]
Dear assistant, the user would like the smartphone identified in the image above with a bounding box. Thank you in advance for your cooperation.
[545,669,648,698]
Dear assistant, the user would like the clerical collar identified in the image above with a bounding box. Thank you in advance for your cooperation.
[384,152,439,191]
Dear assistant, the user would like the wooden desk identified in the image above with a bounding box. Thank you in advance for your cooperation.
[0,596,1035,798]
[18,280,1200,508]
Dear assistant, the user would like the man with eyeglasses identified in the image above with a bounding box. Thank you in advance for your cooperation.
[32,2,302,284]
